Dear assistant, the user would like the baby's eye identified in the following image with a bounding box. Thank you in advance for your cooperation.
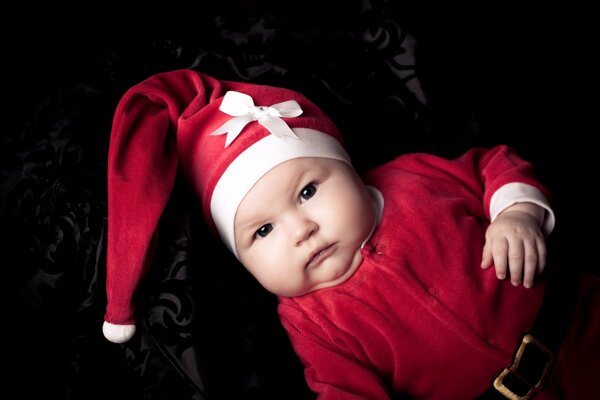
[300,183,317,201]
[255,224,273,238]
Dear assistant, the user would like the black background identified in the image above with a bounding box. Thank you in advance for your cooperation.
[2,2,597,399]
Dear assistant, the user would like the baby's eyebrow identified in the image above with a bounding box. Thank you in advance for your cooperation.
[236,213,266,232]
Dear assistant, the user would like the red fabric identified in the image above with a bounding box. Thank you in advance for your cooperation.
[105,69,342,327]
[278,146,600,399]
[106,70,205,323]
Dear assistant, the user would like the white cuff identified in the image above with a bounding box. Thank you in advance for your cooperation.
[489,182,555,236]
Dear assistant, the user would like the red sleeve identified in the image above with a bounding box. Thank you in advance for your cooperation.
[458,145,550,220]
[368,144,550,221]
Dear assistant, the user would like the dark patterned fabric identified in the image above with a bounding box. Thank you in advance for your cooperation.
[1,2,595,399]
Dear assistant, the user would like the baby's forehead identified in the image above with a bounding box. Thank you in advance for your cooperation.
[237,157,348,206]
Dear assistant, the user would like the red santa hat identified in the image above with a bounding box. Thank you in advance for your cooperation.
[103,69,350,342]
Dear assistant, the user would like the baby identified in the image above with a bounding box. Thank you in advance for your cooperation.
[103,69,600,399]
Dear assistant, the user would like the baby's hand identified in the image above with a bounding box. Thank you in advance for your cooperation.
[481,203,546,288]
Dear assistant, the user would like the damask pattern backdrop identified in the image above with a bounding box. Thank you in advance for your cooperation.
[1,2,595,399]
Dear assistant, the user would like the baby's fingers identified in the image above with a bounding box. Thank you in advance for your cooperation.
[481,241,493,269]
[508,241,525,287]
[514,236,547,288]
[521,240,539,288]
[489,237,509,280]
[523,239,547,288]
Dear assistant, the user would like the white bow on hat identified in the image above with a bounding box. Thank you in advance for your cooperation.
[210,91,303,147]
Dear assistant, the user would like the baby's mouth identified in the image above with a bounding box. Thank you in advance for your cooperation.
[306,244,334,270]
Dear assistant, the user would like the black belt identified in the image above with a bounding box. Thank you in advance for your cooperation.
[476,262,579,400]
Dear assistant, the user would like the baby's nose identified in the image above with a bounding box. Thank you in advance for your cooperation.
[292,217,318,245]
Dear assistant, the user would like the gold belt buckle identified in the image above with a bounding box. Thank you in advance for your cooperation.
[493,334,555,400]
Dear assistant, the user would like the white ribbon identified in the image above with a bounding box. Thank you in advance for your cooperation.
[210,91,303,147]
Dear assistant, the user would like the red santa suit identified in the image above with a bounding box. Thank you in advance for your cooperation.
[277,145,600,399]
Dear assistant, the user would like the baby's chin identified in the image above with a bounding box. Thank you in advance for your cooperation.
[271,284,313,298]
[269,254,364,297]
[302,265,361,295]
[311,253,363,292]
[269,281,329,298]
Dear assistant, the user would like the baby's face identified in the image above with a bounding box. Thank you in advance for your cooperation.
[234,157,376,297]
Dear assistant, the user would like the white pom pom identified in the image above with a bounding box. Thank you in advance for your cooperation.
[102,321,136,343]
